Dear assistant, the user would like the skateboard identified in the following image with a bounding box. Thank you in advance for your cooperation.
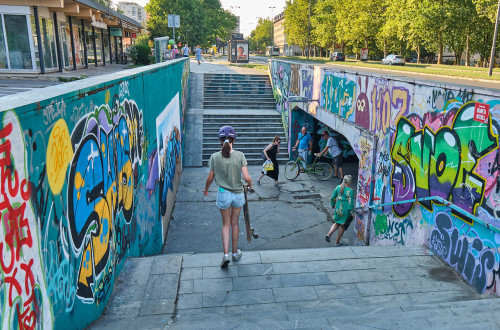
[243,185,259,243]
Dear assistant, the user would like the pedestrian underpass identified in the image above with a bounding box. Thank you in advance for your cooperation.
[1,57,500,329]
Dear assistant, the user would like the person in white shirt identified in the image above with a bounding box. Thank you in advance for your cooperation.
[315,130,344,180]
[182,44,190,57]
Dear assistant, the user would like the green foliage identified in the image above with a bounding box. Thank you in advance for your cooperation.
[277,0,500,65]
[249,18,273,51]
[130,44,152,65]
[146,0,237,48]
[135,33,151,46]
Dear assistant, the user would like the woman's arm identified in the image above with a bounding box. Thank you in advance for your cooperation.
[330,186,338,208]
[241,166,253,189]
[204,170,215,196]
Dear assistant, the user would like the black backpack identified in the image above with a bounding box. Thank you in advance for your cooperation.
[335,136,345,152]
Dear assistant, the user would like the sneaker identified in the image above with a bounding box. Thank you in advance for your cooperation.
[232,250,242,261]
[325,235,331,243]
[335,241,343,247]
[257,180,261,186]
[221,255,230,268]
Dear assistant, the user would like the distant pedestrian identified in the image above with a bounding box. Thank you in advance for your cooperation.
[256,136,281,187]
[204,126,253,268]
[291,126,312,169]
[325,175,354,246]
[182,44,190,57]
[195,45,203,65]
[315,130,344,180]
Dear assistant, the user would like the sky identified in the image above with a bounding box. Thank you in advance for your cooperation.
[128,0,287,37]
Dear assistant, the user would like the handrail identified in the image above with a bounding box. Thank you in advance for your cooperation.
[368,196,500,234]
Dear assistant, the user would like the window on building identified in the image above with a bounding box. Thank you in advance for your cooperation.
[2,14,33,69]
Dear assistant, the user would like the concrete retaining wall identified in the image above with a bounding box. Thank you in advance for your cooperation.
[0,59,189,329]
[270,59,500,296]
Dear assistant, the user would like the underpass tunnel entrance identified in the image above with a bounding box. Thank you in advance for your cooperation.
[290,106,377,245]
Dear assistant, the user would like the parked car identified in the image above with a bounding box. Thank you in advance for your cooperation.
[381,54,405,66]
[330,52,345,61]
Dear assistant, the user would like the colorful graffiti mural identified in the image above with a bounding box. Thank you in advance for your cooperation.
[269,58,500,294]
[0,59,189,329]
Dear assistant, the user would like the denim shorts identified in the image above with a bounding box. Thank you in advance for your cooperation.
[298,149,309,162]
[216,187,245,209]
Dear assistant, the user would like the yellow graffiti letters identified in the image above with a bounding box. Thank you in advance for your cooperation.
[47,119,73,195]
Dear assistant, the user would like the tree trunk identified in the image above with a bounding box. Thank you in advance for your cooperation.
[417,43,421,63]
[437,31,443,64]
[465,35,470,66]
[384,40,387,58]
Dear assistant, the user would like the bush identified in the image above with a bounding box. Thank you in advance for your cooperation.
[130,44,152,65]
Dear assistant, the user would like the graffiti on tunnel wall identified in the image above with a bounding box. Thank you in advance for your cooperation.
[391,102,498,220]
[269,59,500,294]
[0,60,189,329]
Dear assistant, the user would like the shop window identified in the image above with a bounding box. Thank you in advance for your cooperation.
[4,14,32,69]
[0,18,7,69]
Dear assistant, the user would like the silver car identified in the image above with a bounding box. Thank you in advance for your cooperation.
[381,54,405,66]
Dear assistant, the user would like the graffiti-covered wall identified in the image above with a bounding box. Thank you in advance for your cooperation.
[0,59,189,329]
[270,59,500,296]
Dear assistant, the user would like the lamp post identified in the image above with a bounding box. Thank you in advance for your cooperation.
[269,6,276,48]
[307,0,311,59]
[489,0,500,76]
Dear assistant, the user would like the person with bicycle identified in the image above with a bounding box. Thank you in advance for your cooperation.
[204,126,253,268]
[315,130,344,180]
[291,126,313,170]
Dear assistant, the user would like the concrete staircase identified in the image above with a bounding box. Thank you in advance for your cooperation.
[202,73,288,165]
[167,246,499,329]
[203,73,276,110]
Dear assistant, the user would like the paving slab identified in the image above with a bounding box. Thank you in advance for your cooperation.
[273,286,317,302]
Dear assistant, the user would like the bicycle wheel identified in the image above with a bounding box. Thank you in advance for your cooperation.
[313,162,333,181]
[284,161,301,180]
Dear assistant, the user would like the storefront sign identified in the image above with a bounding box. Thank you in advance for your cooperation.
[110,28,123,37]
[474,102,490,123]
[131,33,137,38]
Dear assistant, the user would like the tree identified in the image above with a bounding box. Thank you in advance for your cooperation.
[311,0,338,56]
[146,0,237,48]
[335,0,384,57]
[283,0,314,56]
[249,18,273,52]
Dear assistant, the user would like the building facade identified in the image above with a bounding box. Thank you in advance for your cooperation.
[117,1,146,26]
[273,12,301,56]
[0,0,142,73]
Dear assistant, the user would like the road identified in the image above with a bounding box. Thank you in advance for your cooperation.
[247,55,500,93]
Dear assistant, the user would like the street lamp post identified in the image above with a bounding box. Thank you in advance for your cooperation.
[489,0,500,76]
[307,0,311,59]
[269,6,276,48]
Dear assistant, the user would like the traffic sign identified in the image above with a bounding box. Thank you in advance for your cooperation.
[168,14,180,28]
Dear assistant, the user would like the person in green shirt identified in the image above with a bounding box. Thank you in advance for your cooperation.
[325,175,354,246]
[204,126,253,268]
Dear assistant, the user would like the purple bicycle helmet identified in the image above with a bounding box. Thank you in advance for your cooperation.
[218,125,236,139]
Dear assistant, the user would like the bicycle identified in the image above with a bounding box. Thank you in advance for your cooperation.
[284,153,334,181]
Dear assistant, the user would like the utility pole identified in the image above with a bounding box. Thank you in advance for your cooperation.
[307,0,311,59]
[489,0,500,76]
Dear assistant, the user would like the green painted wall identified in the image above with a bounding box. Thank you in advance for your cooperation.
[0,59,189,329]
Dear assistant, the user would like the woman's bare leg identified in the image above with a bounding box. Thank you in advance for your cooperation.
[327,223,340,237]
[220,208,231,254]
[335,226,345,244]
[230,207,242,253]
